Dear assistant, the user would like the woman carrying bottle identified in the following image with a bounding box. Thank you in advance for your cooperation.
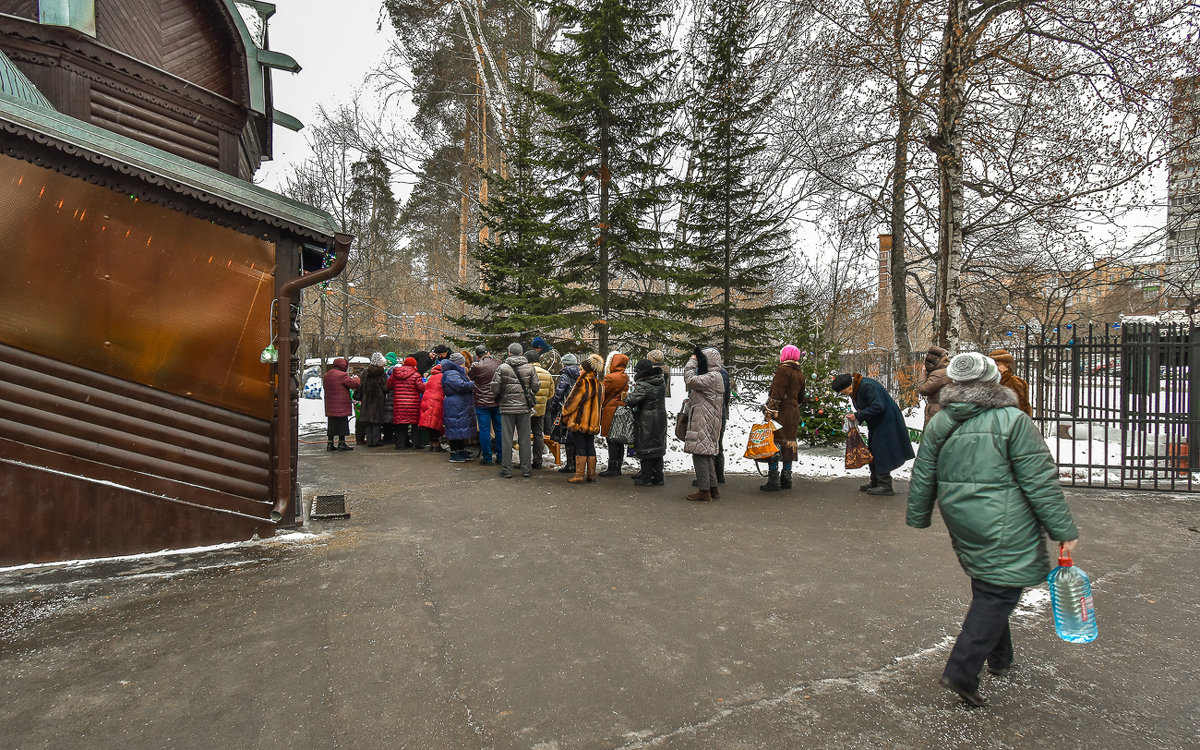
[907,351,1079,707]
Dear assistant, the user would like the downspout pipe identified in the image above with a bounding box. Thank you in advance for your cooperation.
[271,233,353,522]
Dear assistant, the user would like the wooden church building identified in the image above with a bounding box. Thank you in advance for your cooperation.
[0,1,349,564]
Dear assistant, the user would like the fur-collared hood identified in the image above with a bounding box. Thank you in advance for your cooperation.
[939,381,1019,409]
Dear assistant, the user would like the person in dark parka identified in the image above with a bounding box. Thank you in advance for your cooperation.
[359,352,391,448]
[832,372,915,496]
[547,353,581,474]
[408,350,434,378]
[625,359,667,487]
[440,353,477,462]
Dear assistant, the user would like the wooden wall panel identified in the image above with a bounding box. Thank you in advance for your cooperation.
[0,0,38,20]
[96,0,164,67]
[0,456,275,565]
[161,0,233,98]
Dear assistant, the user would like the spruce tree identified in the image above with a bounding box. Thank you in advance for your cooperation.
[678,0,796,378]
[533,0,699,354]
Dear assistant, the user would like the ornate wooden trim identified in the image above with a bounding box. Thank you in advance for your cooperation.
[0,122,333,245]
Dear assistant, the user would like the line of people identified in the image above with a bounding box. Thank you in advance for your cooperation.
[322,338,793,501]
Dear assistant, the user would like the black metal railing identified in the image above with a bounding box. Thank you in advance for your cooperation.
[1022,322,1200,493]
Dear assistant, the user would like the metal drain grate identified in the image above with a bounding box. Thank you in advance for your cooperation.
[310,493,349,519]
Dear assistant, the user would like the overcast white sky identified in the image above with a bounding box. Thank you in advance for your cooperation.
[254,0,395,192]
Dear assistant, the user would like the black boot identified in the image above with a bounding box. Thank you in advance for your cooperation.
[866,477,895,496]
[652,458,665,486]
[599,445,622,477]
[558,444,576,473]
[326,440,337,452]
[337,439,354,452]
[760,469,780,492]
[780,469,792,490]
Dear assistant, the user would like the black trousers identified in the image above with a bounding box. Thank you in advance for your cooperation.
[868,464,893,488]
[943,579,1023,692]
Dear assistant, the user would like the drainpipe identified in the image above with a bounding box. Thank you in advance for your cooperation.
[272,233,353,522]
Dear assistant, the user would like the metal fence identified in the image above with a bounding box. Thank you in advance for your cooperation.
[1022,322,1200,493]
[840,348,925,398]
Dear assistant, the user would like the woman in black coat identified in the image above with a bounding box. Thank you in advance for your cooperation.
[624,359,667,486]
[359,353,391,448]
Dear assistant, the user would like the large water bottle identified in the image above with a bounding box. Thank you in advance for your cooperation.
[1047,543,1098,643]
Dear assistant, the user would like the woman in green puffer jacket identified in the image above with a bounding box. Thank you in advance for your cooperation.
[907,352,1079,708]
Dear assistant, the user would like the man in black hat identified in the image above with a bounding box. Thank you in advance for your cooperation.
[832,372,914,495]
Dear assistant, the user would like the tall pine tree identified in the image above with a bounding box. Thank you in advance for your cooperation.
[678,0,796,378]
[533,0,699,354]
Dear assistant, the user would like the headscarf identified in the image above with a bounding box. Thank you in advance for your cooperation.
[947,352,1001,384]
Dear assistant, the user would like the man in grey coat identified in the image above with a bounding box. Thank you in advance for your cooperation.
[490,342,539,478]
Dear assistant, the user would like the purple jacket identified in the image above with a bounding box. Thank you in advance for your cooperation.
[323,358,361,417]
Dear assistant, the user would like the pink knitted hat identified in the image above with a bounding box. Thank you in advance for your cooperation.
[780,345,801,362]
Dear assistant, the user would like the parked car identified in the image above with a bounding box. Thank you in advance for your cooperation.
[1089,357,1121,376]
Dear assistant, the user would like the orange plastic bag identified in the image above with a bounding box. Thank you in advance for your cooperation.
[744,421,780,461]
[845,425,874,469]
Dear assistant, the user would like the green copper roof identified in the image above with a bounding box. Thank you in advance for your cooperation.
[0,91,340,243]
[0,50,55,110]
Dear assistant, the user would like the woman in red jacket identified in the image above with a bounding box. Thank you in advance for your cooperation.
[387,357,425,450]
[418,362,446,451]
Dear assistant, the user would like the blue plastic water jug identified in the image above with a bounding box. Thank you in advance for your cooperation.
[1047,543,1098,643]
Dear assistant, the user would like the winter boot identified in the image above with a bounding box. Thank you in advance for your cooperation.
[652,459,665,486]
[558,445,576,474]
[599,446,622,477]
[715,452,726,484]
[686,489,712,502]
[709,485,720,500]
[859,482,877,492]
[585,456,598,482]
[337,439,354,452]
[759,469,780,492]
[866,477,895,496]
[568,457,587,483]
[780,470,793,490]
[326,440,337,452]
